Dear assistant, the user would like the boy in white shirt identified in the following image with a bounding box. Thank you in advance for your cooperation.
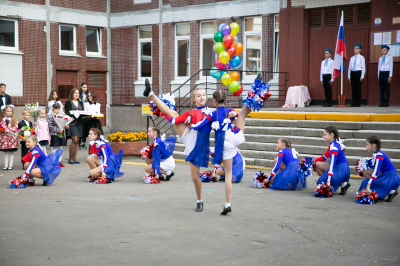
[378,45,393,107]
[348,43,366,107]
[320,48,334,107]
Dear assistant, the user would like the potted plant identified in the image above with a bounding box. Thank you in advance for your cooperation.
[106,131,147,155]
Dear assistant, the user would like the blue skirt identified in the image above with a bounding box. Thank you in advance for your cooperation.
[211,131,225,165]
[221,152,244,183]
[358,170,400,199]
[105,149,124,180]
[185,131,210,168]
[318,162,350,192]
[270,160,305,190]
[38,148,62,185]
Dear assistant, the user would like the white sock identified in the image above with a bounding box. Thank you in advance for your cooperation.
[341,182,348,188]
[148,91,153,97]
[197,200,203,203]
[9,152,13,167]
[166,171,171,176]
[225,203,231,208]
[389,190,395,194]
[29,179,34,182]
[4,152,9,167]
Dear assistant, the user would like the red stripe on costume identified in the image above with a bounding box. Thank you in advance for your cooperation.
[24,172,29,176]
[277,153,283,157]
[206,115,212,121]
[376,156,384,160]
[99,145,106,149]
[33,154,40,157]
[328,173,333,176]
[370,176,376,180]
[103,165,107,168]
[330,152,339,155]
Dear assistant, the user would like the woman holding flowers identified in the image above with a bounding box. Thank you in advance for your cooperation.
[65,88,84,164]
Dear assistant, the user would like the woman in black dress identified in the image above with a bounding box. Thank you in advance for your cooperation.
[65,88,84,164]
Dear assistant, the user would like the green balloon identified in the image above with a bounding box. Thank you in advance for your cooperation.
[229,81,240,93]
[214,42,225,54]
[214,31,223,43]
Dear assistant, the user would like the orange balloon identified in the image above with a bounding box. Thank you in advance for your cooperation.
[234,42,243,55]
[230,71,239,81]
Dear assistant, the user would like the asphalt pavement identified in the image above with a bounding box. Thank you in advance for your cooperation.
[0,148,399,266]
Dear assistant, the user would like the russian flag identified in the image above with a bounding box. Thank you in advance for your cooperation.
[333,13,347,79]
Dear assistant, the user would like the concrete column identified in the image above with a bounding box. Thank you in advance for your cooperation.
[106,0,112,131]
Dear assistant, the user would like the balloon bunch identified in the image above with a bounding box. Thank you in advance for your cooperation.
[210,22,244,95]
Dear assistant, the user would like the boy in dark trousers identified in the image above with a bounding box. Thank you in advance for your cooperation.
[348,43,366,107]
[320,48,334,107]
[378,45,393,107]
[18,109,33,169]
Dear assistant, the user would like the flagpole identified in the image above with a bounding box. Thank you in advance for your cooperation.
[341,10,344,96]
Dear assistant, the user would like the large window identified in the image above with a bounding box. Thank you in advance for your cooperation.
[138,26,152,78]
[243,17,262,76]
[0,19,18,51]
[175,23,190,78]
[59,25,76,55]
[86,28,101,56]
[200,21,217,77]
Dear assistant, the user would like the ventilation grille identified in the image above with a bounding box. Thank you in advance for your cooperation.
[357,4,370,24]
[341,6,354,26]
[310,9,322,28]
[325,8,337,28]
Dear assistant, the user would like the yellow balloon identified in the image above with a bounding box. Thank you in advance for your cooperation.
[221,73,232,86]
[219,51,230,65]
[230,22,239,36]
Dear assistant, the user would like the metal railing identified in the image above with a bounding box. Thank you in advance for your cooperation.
[147,69,287,136]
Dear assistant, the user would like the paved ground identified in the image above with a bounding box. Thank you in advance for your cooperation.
[0,148,399,266]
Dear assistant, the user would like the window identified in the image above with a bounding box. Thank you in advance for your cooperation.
[273,15,279,74]
[59,25,76,55]
[138,26,152,79]
[243,17,262,76]
[200,21,217,77]
[175,23,190,78]
[0,18,18,51]
[86,28,101,56]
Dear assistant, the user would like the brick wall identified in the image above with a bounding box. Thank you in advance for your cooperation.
[151,25,160,95]
[190,21,200,88]
[162,23,175,94]
[262,15,274,81]
[9,0,44,4]
[50,0,107,12]
[11,20,47,106]
[111,0,158,13]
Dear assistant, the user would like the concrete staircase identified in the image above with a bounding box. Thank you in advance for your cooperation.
[172,118,400,175]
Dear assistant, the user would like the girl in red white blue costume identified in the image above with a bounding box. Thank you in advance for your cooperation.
[21,135,62,186]
[266,138,306,190]
[213,148,245,183]
[86,128,124,183]
[144,126,176,181]
[314,126,350,194]
[358,136,400,202]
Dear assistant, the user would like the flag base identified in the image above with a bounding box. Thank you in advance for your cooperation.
[335,95,348,107]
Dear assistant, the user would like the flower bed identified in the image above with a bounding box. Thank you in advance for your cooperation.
[106,132,147,155]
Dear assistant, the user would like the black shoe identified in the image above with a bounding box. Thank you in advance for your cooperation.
[81,144,87,150]
[68,160,75,164]
[196,202,203,212]
[339,183,351,195]
[256,73,262,81]
[378,103,384,107]
[350,103,356,107]
[27,182,35,187]
[219,175,225,181]
[3,167,8,170]
[165,171,174,181]
[42,181,48,186]
[384,104,389,107]
[158,174,164,181]
[356,104,361,107]
[143,78,152,97]
[323,104,332,107]
[221,206,231,215]
[384,191,398,202]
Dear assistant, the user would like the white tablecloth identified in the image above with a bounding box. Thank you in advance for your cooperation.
[282,85,311,108]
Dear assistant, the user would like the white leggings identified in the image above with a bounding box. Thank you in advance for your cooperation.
[4,151,14,167]
[51,146,62,162]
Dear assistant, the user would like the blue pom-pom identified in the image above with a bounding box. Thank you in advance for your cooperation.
[298,157,315,179]
[242,78,271,112]
[149,93,177,116]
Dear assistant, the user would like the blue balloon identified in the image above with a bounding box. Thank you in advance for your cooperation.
[218,23,226,32]
[233,60,242,70]
[234,35,239,43]
[210,67,222,79]
[231,55,242,68]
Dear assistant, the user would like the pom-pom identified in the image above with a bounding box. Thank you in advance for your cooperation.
[149,93,177,117]
[354,157,375,177]
[141,143,154,160]
[9,177,28,189]
[298,157,315,179]
[356,190,379,204]
[143,173,161,184]
[209,147,215,158]
[87,176,97,182]
[314,182,332,198]
[94,177,112,184]
[199,171,217,182]
[253,171,270,188]
[242,78,271,112]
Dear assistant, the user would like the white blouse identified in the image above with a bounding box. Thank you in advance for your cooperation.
[47,100,64,116]
[84,102,101,114]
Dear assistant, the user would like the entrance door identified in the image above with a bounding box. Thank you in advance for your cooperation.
[57,71,77,102]
[87,72,106,126]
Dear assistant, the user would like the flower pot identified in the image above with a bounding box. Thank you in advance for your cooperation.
[108,141,147,155]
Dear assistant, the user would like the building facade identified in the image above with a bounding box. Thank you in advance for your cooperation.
[0,0,398,133]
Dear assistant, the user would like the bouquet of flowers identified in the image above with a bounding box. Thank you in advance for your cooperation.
[25,103,43,132]
[53,114,74,138]
[15,126,35,141]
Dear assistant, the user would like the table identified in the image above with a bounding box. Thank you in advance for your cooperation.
[282,85,311,108]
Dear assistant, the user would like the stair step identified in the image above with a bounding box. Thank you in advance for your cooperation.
[352,130,400,140]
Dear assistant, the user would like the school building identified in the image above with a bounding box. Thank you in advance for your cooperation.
[0,0,399,132]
